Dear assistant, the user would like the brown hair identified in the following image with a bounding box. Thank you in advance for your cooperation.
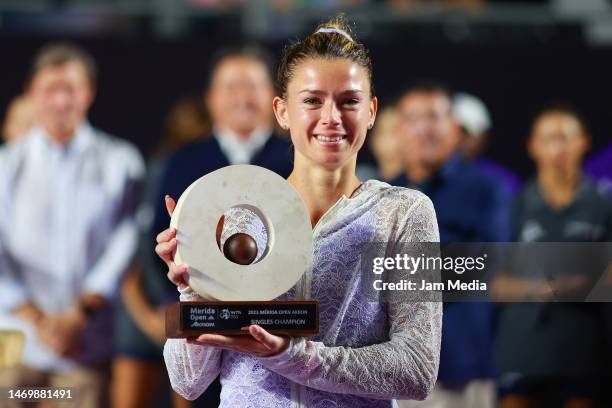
[29,42,97,84]
[531,103,589,136]
[403,80,452,102]
[276,15,374,99]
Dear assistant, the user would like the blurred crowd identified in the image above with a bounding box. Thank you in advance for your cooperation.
[189,0,550,12]
[0,41,611,408]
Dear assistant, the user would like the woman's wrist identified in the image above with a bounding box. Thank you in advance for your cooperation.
[259,336,299,362]
[178,285,203,301]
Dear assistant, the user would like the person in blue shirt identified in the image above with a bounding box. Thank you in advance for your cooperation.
[393,82,510,408]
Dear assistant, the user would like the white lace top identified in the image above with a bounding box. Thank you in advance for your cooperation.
[163,180,442,407]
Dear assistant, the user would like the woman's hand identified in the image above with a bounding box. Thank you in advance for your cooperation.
[155,195,190,289]
[157,196,288,357]
[187,325,289,357]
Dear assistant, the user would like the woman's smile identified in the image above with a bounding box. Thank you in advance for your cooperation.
[314,132,348,145]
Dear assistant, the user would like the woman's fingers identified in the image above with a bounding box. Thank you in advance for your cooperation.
[155,196,183,288]
[165,195,176,217]
[156,227,176,244]
[189,327,289,357]
[155,241,188,287]
[167,263,189,287]
[248,325,288,352]
[186,337,246,355]
[192,334,267,355]
[155,237,177,264]
[195,333,235,346]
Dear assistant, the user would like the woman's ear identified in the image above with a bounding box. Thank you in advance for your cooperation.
[368,96,378,130]
[273,96,289,130]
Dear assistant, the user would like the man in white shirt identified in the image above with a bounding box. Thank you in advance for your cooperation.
[0,43,144,407]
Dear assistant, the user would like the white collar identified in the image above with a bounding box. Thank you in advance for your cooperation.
[30,121,94,156]
[214,126,272,165]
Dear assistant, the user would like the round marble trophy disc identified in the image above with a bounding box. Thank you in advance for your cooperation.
[170,165,313,301]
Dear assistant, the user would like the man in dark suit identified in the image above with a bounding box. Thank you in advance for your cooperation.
[153,47,292,235]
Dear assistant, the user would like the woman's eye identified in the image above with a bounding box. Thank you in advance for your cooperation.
[342,98,360,106]
[303,98,321,105]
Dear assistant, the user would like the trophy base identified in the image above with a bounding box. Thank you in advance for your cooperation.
[165,301,319,338]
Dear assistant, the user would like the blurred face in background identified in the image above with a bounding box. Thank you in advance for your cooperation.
[369,107,402,179]
[370,107,400,164]
[460,130,488,160]
[206,56,274,138]
[28,60,94,144]
[528,112,589,174]
[397,91,460,170]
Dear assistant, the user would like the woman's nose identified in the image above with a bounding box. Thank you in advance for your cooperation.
[320,101,341,127]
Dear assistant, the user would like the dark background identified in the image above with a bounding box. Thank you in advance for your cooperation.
[1,3,611,180]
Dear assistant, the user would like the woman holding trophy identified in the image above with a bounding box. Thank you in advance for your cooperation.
[155,17,441,407]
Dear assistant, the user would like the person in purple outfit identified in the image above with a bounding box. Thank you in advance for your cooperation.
[584,142,612,198]
[154,17,443,408]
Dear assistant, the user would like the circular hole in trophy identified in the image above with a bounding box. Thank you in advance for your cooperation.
[215,204,273,266]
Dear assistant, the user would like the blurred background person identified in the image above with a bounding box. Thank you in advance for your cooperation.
[494,106,612,408]
[356,105,403,182]
[152,45,293,229]
[0,43,144,407]
[455,92,492,160]
[112,94,210,408]
[1,94,35,144]
[394,82,510,408]
[455,91,522,197]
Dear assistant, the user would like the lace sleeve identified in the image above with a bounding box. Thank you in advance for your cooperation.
[259,195,442,401]
[163,206,268,400]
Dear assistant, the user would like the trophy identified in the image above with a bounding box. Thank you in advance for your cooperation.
[165,165,318,338]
